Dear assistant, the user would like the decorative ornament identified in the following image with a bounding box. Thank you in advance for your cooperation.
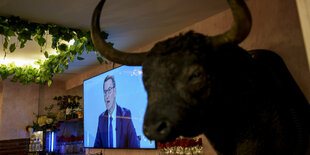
[0,16,113,86]
[158,137,203,154]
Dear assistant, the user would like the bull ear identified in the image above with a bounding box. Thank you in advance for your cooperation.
[91,0,148,66]
[211,0,252,46]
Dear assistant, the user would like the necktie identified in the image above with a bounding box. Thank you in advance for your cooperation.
[109,116,113,148]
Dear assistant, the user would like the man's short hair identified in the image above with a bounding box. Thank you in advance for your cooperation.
[103,75,116,88]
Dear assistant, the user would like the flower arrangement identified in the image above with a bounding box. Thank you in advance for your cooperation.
[158,137,203,154]
[53,95,83,120]
[26,95,83,133]
[28,111,58,132]
[54,95,82,110]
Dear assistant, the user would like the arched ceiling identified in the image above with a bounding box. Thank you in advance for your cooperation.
[0,0,229,81]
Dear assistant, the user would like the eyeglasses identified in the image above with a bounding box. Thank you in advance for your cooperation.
[104,87,114,94]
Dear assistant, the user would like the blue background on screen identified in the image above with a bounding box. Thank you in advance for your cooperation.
[83,66,155,148]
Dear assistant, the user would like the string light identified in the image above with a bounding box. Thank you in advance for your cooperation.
[68,39,75,46]
[0,58,40,68]
[0,39,74,69]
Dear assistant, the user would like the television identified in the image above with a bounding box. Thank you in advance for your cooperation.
[83,65,156,149]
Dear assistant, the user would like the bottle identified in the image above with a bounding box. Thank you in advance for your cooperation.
[63,139,68,154]
[34,138,38,152]
[36,138,40,152]
[39,138,43,151]
[28,140,33,152]
[60,141,65,154]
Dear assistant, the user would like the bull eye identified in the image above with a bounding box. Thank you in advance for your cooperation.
[189,71,202,82]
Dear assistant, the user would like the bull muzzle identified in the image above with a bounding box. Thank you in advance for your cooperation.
[143,120,172,142]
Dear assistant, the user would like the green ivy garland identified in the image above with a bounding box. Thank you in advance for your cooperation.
[0,16,113,86]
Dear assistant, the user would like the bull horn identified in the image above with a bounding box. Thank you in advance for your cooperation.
[211,0,252,46]
[91,0,148,66]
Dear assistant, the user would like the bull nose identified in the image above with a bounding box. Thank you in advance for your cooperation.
[143,121,171,139]
[157,121,170,135]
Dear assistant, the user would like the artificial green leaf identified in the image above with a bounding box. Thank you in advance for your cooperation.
[97,56,103,64]
[40,76,47,82]
[3,37,9,50]
[85,43,93,52]
[0,15,112,85]
[70,55,75,62]
[51,37,59,49]
[0,26,5,34]
[8,63,16,68]
[100,31,109,39]
[108,42,114,47]
[44,51,49,58]
[15,69,21,77]
[81,37,88,42]
[58,43,68,51]
[69,44,75,51]
[52,58,59,64]
[57,67,64,73]
[34,60,43,66]
[27,74,33,79]
[94,51,99,57]
[70,50,77,55]
[34,78,41,84]
[20,41,26,48]
[76,42,83,53]
[64,57,69,65]
[6,29,15,36]
[8,69,14,75]
[18,30,32,41]
[53,64,59,73]
[63,33,73,41]
[34,35,46,46]
[11,76,18,82]
[77,57,84,60]
[1,72,8,80]
[48,55,56,59]
[9,43,16,53]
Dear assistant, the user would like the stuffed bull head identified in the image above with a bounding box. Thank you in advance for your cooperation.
[91,0,309,154]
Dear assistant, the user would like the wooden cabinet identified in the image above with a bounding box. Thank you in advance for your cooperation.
[55,118,84,154]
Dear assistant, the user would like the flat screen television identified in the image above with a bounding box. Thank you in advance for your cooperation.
[83,65,156,149]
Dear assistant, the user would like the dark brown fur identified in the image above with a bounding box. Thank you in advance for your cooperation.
[142,31,310,154]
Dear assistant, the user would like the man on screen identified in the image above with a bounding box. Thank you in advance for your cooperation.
[94,75,140,148]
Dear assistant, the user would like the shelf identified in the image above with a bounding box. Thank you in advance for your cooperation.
[58,118,83,123]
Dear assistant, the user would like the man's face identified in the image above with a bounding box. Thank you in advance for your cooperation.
[104,79,116,112]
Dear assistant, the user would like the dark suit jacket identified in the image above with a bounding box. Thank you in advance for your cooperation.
[94,105,140,148]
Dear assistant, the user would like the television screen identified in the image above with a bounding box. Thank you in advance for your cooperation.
[83,66,155,149]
